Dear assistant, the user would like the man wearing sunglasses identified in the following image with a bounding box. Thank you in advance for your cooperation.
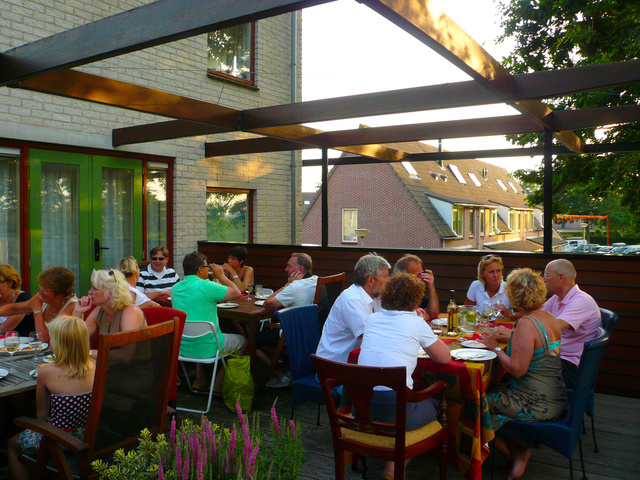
[136,246,180,300]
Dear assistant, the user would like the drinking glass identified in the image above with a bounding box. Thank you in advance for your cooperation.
[29,331,44,360]
[255,284,263,299]
[459,305,477,334]
[4,331,20,374]
[246,283,254,300]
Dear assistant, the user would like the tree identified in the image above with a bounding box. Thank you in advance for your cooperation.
[497,0,640,231]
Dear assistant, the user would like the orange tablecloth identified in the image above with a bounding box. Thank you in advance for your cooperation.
[348,320,513,480]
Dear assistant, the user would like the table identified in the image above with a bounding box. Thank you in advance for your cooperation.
[348,319,514,480]
[0,354,42,398]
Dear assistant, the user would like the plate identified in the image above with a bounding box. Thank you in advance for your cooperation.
[254,300,265,306]
[43,354,56,363]
[451,349,497,362]
[254,294,268,300]
[20,343,48,352]
[0,341,48,354]
[0,368,8,379]
[417,347,430,358]
[431,319,447,327]
[461,340,487,349]
[217,302,239,309]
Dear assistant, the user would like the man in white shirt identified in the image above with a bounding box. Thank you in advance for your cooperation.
[136,246,180,300]
[264,253,318,309]
[316,253,391,364]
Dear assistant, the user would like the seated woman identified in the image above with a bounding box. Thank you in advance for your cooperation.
[223,246,254,293]
[74,269,146,360]
[0,264,33,336]
[117,256,159,309]
[8,315,95,480]
[0,266,76,342]
[479,268,567,480]
[358,273,451,480]
[465,254,521,321]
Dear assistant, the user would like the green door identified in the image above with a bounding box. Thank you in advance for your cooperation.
[29,149,143,296]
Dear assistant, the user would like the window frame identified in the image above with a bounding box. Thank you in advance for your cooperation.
[468,207,475,238]
[491,210,498,234]
[207,22,256,86]
[452,206,464,237]
[341,208,358,244]
[205,187,254,243]
[479,209,486,236]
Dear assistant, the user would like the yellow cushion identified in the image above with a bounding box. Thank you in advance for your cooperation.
[341,420,443,449]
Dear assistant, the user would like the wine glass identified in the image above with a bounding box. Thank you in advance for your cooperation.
[491,301,503,321]
[245,283,254,300]
[4,331,20,374]
[29,331,44,361]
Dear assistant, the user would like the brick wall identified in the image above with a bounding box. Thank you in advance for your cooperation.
[1,1,303,274]
[302,163,441,248]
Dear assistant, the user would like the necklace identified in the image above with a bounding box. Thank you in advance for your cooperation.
[46,297,68,318]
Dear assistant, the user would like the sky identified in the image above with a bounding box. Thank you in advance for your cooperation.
[300,0,543,191]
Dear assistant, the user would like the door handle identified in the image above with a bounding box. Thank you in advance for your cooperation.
[94,239,109,261]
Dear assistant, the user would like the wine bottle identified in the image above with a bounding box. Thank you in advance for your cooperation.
[447,290,458,333]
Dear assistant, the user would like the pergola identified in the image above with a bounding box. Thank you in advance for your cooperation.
[3,0,639,252]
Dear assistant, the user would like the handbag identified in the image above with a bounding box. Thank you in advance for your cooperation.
[222,352,255,413]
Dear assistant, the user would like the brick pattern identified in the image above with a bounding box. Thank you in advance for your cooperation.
[1,2,303,274]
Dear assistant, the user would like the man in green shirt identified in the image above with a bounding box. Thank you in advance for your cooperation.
[172,251,244,391]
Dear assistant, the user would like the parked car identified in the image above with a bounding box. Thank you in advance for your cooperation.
[596,246,613,254]
[621,245,640,255]
[572,245,586,253]
[585,244,601,253]
[608,246,627,255]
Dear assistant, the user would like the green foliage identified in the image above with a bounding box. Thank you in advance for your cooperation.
[498,0,640,232]
[206,192,248,242]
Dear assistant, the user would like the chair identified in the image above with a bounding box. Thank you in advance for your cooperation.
[494,327,611,480]
[313,272,346,329]
[579,308,619,452]
[312,354,448,480]
[276,304,339,424]
[142,306,187,408]
[15,319,180,480]
[176,321,229,414]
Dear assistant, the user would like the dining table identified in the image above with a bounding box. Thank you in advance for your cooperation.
[348,316,514,480]
[0,351,46,398]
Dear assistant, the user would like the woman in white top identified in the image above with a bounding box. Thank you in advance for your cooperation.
[117,257,159,309]
[359,273,450,480]
[465,254,520,321]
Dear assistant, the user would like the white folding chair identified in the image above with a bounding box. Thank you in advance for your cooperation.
[176,321,229,414]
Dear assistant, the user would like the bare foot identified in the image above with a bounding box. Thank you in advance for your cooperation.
[507,446,531,480]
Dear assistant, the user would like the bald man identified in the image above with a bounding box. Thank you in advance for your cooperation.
[542,259,601,388]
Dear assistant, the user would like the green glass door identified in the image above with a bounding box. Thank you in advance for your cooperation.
[29,150,143,295]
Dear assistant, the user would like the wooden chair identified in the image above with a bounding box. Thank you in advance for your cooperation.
[312,354,449,480]
[313,272,346,329]
[15,319,180,480]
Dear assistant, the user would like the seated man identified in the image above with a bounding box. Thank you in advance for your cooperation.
[392,254,439,319]
[261,253,318,388]
[171,252,244,391]
[136,246,180,300]
[542,258,601,388]
[316,253,390,364]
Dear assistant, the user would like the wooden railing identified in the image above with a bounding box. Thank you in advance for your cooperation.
[199,241,640,399]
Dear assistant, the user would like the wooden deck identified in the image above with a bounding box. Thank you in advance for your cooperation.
[176,384,640,480]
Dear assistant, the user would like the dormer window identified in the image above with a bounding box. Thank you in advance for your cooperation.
[448,164,467,184]
[508,181,518,193]
[468,172,482,186]
[496,179,508,191]
[402,161,420,179]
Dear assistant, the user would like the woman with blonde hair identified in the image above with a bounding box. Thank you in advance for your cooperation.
[74,269,145,359]
[479,268,567,480]
[465,254,520,320]
[117,257,159,309]
[8,315,95,480]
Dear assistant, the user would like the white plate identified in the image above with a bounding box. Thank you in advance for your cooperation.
[461,340,487,349]
[451,349,497,362]
[431,319,447,327]
[417,347,430,358]
[0,368,8,379]
[43,354,56,363]
[20,342,48,352]
[217,302,239,309]
[254,294,268,300]
[0,340,48,354]
[254,300,265,306]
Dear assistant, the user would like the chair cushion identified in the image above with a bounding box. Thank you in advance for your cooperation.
[341,420,443,448]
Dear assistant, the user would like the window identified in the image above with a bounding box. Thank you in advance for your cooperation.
[509,211,516,231]
[479,209,486,236]
[146,163,168,254]
[468,172,482,186]
[452,206,464,236]
[206,188,253,242]
[207,22,255,84]
[469,208,475,237]
[448,164,467,184]
[401,161,420,179]
[508,181,519,193]
[496,179,508,191]
[530,212,535,230]
[0,149,21,269]
[491,210,498,234]
[342,208,358,243]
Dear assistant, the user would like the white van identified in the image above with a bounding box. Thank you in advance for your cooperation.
[565,238,587,252]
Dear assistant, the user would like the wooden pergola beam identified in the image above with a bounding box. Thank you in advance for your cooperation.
[0,0,334,87]
[364,0,584,153]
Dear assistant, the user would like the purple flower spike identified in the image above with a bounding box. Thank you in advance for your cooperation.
[271,405,280,436]
[170,417,176,446]
[176,445,182,476]
[159,463,164,480]
[230,424,237,458]
[290,419,297,439]
[183,457,189,479]
[248,442,260,478]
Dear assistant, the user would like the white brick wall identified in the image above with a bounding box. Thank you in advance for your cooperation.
[1,1,304,274]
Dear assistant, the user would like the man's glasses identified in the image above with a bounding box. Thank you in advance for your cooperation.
[151,256,166,261]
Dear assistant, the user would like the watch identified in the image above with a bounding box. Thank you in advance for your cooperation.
[493,346,502,353]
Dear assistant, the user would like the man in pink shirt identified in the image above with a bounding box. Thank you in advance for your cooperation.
[542,259,601,388]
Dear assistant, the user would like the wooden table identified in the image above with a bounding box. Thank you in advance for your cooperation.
[0,353,42,397]
[216,295,278,376]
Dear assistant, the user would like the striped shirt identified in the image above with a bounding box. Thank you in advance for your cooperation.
[136,264,180,292]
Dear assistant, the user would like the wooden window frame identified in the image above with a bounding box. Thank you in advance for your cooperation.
[207,22,256,86]
[206,187,254,243]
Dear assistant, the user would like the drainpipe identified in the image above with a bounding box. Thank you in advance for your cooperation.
[290,12,298,244]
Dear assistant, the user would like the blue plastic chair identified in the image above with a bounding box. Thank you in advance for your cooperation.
[494,327,610,480]
[276,304,339,424]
